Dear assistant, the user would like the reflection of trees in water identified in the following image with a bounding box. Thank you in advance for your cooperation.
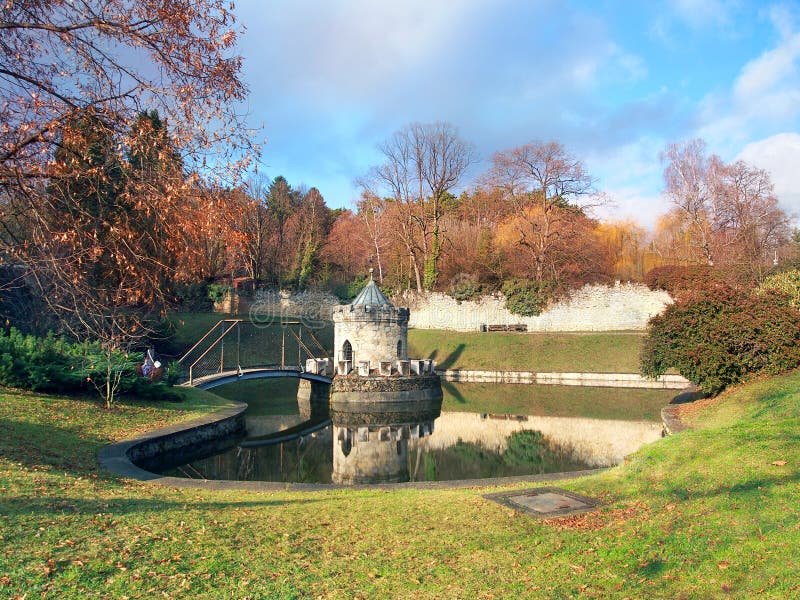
[177,430,333,483]
[409,430,587,481]
[236,447,256,480]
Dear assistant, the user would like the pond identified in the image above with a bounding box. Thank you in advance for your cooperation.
[158,378,668,484]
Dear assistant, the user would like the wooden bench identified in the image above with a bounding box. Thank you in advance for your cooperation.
[482,324,528,332]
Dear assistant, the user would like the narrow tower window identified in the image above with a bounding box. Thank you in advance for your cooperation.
[342,340,353,362]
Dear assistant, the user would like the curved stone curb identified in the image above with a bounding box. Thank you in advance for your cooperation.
[660,387,704,435]
[661,405,687,435]
[98,401,248,482]
[98,400,606,491]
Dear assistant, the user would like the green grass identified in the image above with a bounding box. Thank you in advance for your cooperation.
[161,312,334,372]
[210,378,301,416]
[165,312,646,373]
[408,329,646,372]
[1,368,798,598]
[442,382,676,421]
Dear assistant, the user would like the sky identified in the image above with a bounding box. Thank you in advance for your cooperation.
[233,0,800,229]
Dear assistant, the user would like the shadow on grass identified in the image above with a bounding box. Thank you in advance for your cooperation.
[0,417,107,473]
[0,495,324,517]
[442,381,466,404]
[437,344,465,370]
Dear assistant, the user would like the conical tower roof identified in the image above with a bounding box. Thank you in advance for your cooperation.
[351,272,393,308]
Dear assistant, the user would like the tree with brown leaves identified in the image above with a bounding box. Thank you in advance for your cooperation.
[0,0,255,406]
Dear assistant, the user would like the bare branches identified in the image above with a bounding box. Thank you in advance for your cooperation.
[363,122,474,291]
[483,141,603,283]
[658,138,790,278]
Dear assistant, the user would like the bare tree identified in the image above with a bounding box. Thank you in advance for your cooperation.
[356,192,388,283]
[713,159,790,277]
[660,139,718,265]
[483,141,599,282]
[660,139,790,277]
[364,122,475,291]
[236,176,274,281]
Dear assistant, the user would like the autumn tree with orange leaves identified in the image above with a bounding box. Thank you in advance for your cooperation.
[0,0,255,406]
[483,141,608,286]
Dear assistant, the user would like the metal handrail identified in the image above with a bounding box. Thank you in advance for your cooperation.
[178,319,241,364]
[188,320,241,384]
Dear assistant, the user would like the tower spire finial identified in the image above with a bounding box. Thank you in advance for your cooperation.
[369,267,374,280]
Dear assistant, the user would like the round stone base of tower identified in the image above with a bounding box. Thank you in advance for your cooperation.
[329,373,442,406]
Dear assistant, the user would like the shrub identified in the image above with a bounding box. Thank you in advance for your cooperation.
[0,328,179,402]
[207,282,232,304]
[641,285,800,395]
[643,265,714,295]
[758,269,800,308]
[448,275,484,302]
[333,275,369,302]
[501,279,556,317]
[172,281,213,311]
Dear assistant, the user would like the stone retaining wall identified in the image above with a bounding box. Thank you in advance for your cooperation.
[438,370,690,389]
[98,402,247,478]
[397,283,671,331]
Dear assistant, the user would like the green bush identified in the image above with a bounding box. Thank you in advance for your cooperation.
[759,269,800,308]
[207,282,232,304]
[172,281,213,311]
[448,276,483,302]
[0,328,179,401]
[641,285,800,395]
[501,279,555,316]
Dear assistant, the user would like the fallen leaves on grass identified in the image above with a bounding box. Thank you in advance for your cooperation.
[542,502,648,531]
[771,460,787,466]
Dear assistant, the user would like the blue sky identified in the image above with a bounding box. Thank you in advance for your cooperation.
[234,0,800,228]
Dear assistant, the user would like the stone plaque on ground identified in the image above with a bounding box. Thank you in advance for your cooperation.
[483,487,601,518]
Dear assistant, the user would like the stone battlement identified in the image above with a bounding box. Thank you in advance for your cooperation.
[332,303,409,324]
[335,358,435,377]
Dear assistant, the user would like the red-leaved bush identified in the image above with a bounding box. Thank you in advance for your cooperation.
[640,284,800,395]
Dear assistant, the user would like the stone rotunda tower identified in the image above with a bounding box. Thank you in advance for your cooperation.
[329,272,443,484]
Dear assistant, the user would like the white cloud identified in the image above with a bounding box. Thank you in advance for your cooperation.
[671,0,732,28]
[733,32,800,101]
[587,138,671,230]
[697,11,800,156]
[737,133,800,218]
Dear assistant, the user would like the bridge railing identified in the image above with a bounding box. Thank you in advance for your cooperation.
[177,319,332,385]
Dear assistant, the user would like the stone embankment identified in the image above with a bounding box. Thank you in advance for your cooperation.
[438,370,690,389]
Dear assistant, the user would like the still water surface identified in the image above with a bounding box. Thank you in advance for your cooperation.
[162,378,664,484]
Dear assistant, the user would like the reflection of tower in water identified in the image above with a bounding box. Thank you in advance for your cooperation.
[331,398,441,484]
[329,272,443,484]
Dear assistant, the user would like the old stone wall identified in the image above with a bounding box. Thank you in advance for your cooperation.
[215,289,339,321]
[396,283,671,332]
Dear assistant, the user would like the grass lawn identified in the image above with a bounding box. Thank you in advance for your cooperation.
[1,368,798,598]
[161,312,334,373]
[209,378,301,416]
[408,329,646,372]
[163,312,646,373]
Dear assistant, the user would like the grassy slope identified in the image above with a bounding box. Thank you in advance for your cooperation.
[1,370,798,599]
[408,329,645,372]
